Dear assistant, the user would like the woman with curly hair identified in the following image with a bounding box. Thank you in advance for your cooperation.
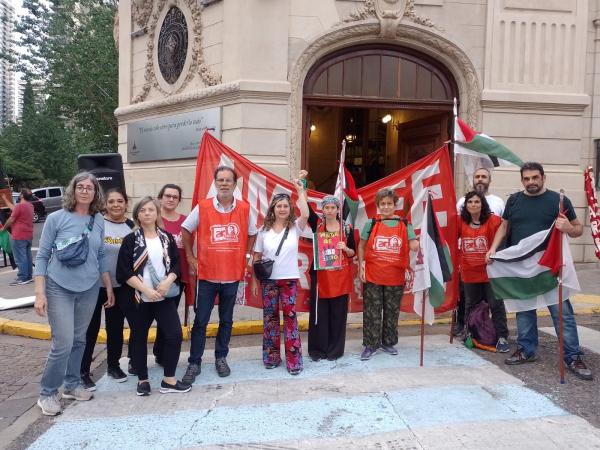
[34,172,114,416]
[251,171,309,375]
[458,190,509,352]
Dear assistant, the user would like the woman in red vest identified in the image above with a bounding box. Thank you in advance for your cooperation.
[307,195,355,361]
[357,188,419,361]
[251,174,309,375]
[458,190,509,352]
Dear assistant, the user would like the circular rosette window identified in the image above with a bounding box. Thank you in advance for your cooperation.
[157,6,189,85]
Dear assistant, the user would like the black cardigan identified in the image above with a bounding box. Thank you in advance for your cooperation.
[116,229,181,291]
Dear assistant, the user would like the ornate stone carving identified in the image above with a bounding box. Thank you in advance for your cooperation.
[132,0,153,28]
[288,21,481,178]
[132,0,222,104]
[158,7,188,84]
[340,0,436,32]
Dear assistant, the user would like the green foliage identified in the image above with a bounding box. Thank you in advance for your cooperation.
[0,0,119,188]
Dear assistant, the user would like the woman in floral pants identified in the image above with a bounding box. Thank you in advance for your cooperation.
[252,171,309,375]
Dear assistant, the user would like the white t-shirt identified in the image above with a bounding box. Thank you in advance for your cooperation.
[456,193,505,217]
[141,236,166,302]
[254,223,304,280]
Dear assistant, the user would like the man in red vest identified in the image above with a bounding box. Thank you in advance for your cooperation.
[181,166,257,383]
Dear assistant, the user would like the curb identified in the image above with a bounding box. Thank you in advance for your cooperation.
[2,295,599,342]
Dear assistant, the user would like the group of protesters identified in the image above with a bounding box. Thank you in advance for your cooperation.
[31,160,593,417]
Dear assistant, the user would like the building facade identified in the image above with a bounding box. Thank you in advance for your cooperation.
[0,0,15,128]
[116,0,600,264]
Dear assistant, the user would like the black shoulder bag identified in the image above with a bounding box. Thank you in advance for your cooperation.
[253,227,289,281]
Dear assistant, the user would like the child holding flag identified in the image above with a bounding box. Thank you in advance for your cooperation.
[358,188,419,361]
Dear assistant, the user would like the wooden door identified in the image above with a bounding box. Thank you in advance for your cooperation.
[396,113,449,168]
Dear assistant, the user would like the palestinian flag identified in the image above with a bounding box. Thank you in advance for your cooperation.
[334,141,359,227]
[412,193,453,324]
[454,105,523,178]
[487,224,580,313]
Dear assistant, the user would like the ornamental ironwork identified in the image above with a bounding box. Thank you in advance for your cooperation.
[158,7,188,84]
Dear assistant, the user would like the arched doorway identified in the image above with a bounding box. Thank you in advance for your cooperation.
[302,44,458,192]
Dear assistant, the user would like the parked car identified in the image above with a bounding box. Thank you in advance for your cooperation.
[31,186,64,214]
[11,192,47,223]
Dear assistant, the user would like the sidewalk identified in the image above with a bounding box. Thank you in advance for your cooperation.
[1,264,599,340]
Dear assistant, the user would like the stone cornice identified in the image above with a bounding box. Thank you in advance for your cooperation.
[481,90,590,113]
[115,80,291,122]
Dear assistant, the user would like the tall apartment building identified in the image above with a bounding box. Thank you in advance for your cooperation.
[0,0,15,129]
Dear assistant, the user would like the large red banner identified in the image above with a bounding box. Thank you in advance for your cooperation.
[192,133,458,314]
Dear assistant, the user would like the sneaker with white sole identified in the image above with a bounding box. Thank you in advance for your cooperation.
[37,394,62,416]
[381,345,398,355]
[107,367,128,383]
[81,373,96,392]
[159,380,192,394]
[496,337,510,353]
[63,386,93,401]
[360,346,377,361]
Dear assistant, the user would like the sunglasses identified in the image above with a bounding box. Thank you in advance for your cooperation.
[272,193,291,202]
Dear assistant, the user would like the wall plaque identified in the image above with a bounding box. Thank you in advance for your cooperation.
[127,108,221,162]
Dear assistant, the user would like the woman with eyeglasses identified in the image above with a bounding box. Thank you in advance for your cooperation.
[34,172,114,416]
[116,196,190,396]
[80,188,135,391]
[251,172,309,375]
[152,184,190,367]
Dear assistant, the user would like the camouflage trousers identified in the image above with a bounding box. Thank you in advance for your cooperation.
[362,282,405,347]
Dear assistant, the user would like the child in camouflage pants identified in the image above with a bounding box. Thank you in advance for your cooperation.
[357,189,419,361]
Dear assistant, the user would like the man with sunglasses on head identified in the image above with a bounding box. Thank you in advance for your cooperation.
[181,166,257,383]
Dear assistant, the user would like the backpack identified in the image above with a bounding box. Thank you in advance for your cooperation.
[466,301,497,346]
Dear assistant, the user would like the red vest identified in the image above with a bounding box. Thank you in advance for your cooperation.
[364,217,409,286]
[197,198,249,281]
[316,221,354,298]
[458,214,501,283]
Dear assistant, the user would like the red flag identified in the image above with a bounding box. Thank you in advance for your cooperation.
[538,225,562,276]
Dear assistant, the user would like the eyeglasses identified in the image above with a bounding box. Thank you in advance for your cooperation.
[163,194,179,200]
[76,185,95,193]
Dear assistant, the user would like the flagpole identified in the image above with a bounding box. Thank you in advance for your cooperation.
[558,189,565,384]
[420,290,427,367]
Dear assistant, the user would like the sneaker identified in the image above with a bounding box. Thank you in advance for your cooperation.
[452,322,464,337]
[567,357,593,380]
[107,366,128,383]
[182,363,201,385]
[215,357,231,377]
[9,279,21,286]
[159,380,192,394]
[360,346,377,361]
[265,361,281,369]
[505,348,538,365]
[63,386,93,401]
[81,373,96,392]
[496,338,510,353]
[381,345,398,355]
[37,394,62,416]
[127,361,138,376]
[18,278,33,285]
[136,381,151,396]
[288,368,303,376]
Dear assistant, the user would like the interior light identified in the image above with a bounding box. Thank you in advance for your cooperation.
[382,114,392,124]
[310,124,316,132]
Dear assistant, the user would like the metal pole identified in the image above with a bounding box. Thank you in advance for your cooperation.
[420,291,427,367]
[558,189,565,384]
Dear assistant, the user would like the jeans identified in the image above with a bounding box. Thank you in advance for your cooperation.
[129,297,182,380]
[11,238,32,281]
[81,286,137,374]
[516,299,583,363]
[188,280,238,365]
[40,277,99,396]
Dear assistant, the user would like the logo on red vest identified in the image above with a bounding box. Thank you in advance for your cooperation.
[210,223,240,243]
[373,235,403,253]
[463,236,488,253]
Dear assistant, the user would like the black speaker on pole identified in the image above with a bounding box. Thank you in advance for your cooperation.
[77,153,126,195]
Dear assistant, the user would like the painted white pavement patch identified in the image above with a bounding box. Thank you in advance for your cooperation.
[28,336,600,449]
[0,296,35,310]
